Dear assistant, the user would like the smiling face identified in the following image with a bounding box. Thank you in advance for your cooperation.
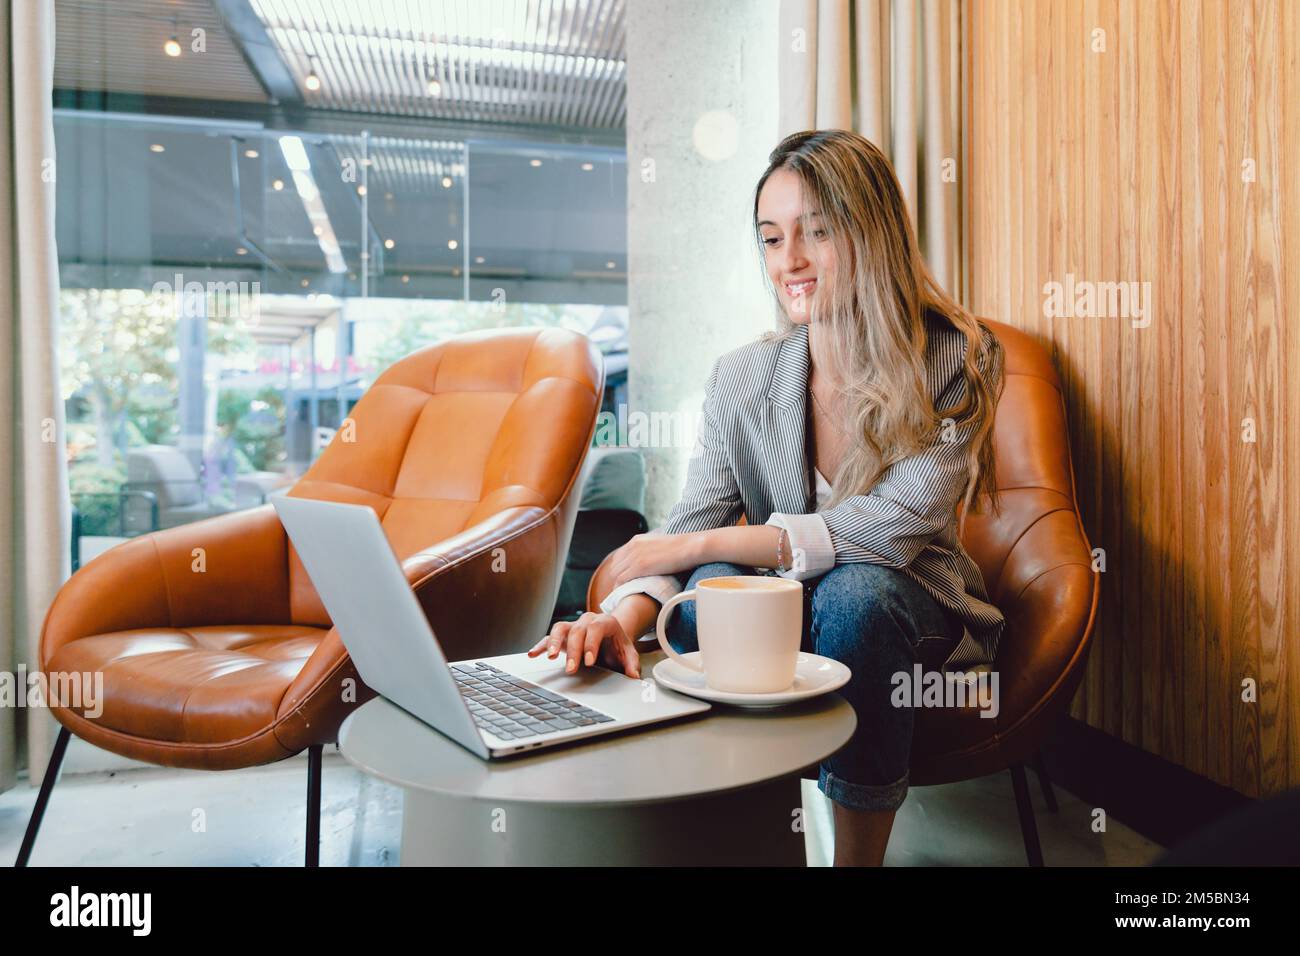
[756,167,837,324]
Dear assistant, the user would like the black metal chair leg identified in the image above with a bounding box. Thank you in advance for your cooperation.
[15,726,72,867]
[305,744,323,867]
[1032,750,1059,813]
[1010,762,1045,867]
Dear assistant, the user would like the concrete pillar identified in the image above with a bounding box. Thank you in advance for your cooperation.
[626,0,782,527]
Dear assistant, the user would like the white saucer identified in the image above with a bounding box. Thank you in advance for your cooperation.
[652,652,851,708]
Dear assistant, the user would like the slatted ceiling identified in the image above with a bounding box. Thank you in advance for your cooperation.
[54,0,269,103]
[966,0,1300,798]
[54,0,628,131]
[330,137,467,195]
[247,0,627,128]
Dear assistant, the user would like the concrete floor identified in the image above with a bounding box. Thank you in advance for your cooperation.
[0,750,1163,866]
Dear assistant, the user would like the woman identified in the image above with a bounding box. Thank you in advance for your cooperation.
[529,128,1006,866]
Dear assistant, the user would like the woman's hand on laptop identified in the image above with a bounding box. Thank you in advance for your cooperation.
[528,612,641,679]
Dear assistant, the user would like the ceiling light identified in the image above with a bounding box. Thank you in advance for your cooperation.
[244,148,259,159]
[356,185,367,197]
[606,261,616,269]
[529,159,542,167]
[384,238,395,250]
[448,239,458,250]
[401,274,410,284]
[235,247,248,256]
[304,58,322,92]
[149,143,165,153]
[581,162,594,171]
[278,135,311,171]
[474,256,485,264]
[441,176,453,188]
[291,171,318,200]
[281,133,346,274]
[272,179,284,191]
[301,278,310,288]
[427,77,442,96]
[164,36,182,58]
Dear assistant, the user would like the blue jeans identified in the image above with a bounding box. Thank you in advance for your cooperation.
[664,561,965,812]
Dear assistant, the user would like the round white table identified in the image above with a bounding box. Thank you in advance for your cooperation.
[337,652,856,866]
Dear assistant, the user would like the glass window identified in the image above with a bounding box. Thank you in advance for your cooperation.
[55,110,626,567]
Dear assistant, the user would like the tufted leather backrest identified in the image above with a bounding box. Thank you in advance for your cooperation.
[956,319,1097,728]
[959,320,1089,598]
[287,326,604,626]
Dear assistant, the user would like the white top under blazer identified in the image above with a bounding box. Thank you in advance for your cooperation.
[600,315,1006,673]
[813,466,832,510]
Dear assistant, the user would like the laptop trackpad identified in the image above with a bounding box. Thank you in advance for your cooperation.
[470,653,704,718]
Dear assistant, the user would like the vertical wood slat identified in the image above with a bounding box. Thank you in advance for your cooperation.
[1049,0,1083,729]
[1094,0,1128,741]
[1254,0,1285,797]
[965,0,1297,797]
[1159,0,1190,764]
[1285,0,1297,789]
[1081,0,1104,735]
[1117,0,1142,752]
[1201,0,1231,789]
[1224,0,1254,794]
[1179,0,1208,778]
[1064,0,1099,734]
[1283,0,1300,792]
[1135,0,1157,753]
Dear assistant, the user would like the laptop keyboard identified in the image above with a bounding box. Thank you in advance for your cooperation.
[451,662,615,740]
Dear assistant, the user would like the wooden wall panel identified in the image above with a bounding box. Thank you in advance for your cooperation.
[965,0,1299,796]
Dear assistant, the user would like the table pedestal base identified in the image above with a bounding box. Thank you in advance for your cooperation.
[399,774,808,866]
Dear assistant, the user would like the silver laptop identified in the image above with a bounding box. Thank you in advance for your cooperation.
[273,496,710,758]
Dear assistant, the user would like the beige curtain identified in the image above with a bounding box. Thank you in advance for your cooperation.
[777,0,963,298]
[0,0,69,794]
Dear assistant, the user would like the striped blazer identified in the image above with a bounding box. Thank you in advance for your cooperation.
[600,313,1007,672]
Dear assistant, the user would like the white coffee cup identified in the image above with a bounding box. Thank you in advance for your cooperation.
[655,575,804,693]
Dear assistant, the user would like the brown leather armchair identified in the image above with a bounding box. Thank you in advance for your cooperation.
[19,326,604,866]
[585,319,1098,865]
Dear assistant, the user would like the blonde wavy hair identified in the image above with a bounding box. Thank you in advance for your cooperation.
[753,128,1004,524]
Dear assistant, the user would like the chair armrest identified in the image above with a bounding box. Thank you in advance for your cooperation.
[586,551,620,614]
[40,504,293,666]
[406,504,564,661]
